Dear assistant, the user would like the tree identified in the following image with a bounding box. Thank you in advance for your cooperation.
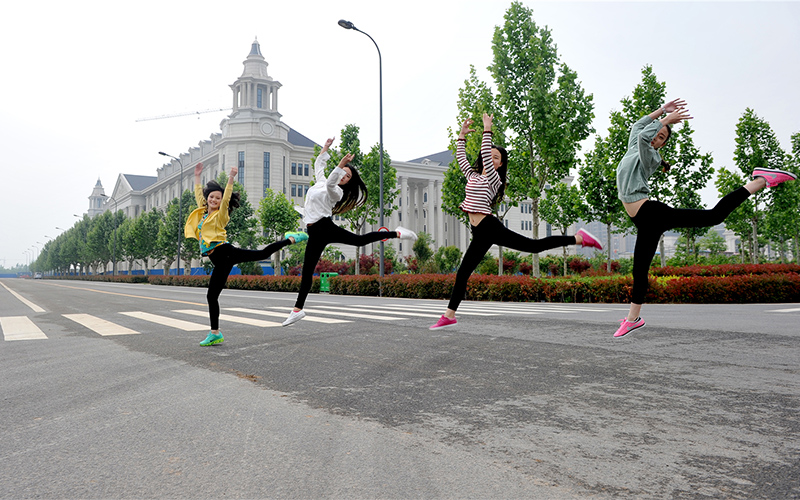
[434,245,462,274]
[763,131,800,263]
[489,1,594,276]
[127,209,162,275]
[731,108,788,263]
[87,211,114,274]
[539,182,586,276]
[156,198,181,274]
[257,188,301,275]
[579,134,625,271]
[698,228,727,257]
[412,232,435,273]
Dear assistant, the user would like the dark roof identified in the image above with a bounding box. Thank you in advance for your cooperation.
[123,174,157,191]
[287,126,318,148]
[407,150,454,165]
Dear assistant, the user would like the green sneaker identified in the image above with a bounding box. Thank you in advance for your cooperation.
[286,231,308,243]
[200,332,224,346]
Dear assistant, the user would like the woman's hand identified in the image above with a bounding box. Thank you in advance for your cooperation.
[322,137,334,153]
[458,119,475,140]
[228,165,238,183]
[194,162,203,178]
[338,153,355,169]
[662,99,687,114]
[663,107,693,125]
[483,113,493,132]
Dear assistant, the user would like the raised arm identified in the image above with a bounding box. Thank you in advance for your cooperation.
[314,137,335,184]
[325,153,354,199]
[193,162,205,206]
[456,119,477,177]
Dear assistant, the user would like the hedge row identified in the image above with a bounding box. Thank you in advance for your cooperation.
[328,273,800,304]
[650,263,800,277]
[50,269,800,304]
[147,274,321,293]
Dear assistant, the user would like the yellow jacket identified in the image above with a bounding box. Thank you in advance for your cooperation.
[184,183,232,243]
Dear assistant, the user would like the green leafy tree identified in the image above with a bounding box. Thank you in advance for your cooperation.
[126,209,162,275]
[698,228,727,257]
[156,198,181,274]
[257,188,301,275]
[714,168,754,263]
[434,245,462,274]
[87,211,114,274]
[539,182,586,275]
[412,232,435,273]
[763,132,800,263]
[489,1,594,276]
[730,108,788,263]
[578,134,624,271]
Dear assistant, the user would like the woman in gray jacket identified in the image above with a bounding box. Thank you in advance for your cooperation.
[614,99,796,338]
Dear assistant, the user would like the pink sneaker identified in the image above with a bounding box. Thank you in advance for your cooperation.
[752,168,797,188]
[429,315,457,330]
[614,317,645,338]
[577,228,603,250]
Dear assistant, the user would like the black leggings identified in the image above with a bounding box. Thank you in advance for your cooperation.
[629,187,751,304]
[447,215,576,311]
[207,240,291,330]
[295,217,396,309]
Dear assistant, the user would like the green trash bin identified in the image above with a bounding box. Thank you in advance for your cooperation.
[319,272,338,292]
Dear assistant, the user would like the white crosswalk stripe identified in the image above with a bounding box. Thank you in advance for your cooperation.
[119,311,208,331]
[765,307,800,313]
[0,316,48,341]
[309,305,441,318]
[225,307,350,324]
[63,314,139,336]
[267,306,403,321]
[174,309,282,328]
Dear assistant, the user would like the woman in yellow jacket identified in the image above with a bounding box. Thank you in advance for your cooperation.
[185,162,307,346]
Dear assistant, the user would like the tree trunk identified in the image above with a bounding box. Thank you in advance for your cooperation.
[751,218,758,264]
[659,236,666,267]
[606,223,612,273]
[498,245,503,276]
[562,245,568,276]
[531,198,541,278]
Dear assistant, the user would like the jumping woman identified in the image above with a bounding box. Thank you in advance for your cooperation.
[282,137,417,327]
[429,113,603,330]
[614,99,797,338]
[185,162,307,346]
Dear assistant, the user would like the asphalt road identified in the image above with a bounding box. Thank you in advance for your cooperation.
[1,278,799,499]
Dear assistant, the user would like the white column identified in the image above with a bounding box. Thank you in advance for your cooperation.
[434,179,443,250]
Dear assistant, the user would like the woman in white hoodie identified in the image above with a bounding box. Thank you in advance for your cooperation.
[282,137,417,326]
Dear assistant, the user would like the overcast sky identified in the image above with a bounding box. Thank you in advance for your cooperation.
[2,0,798,268]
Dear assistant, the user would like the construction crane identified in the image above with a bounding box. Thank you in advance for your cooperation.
[135,108,231,122]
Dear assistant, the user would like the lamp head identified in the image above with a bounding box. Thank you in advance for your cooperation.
[158,151,168,156]
[338,19,355,30]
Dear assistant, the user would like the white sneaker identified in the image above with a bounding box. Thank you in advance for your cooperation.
[394,226,418,241]
[282,309,306,327]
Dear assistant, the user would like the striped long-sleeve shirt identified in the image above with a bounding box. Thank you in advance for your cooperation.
[458,131,501,215]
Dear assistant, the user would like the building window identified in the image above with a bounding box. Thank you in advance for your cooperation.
[399,213,402,222]
[263,152,270,192]
[238,151,245,184]
[546,223,552,237]
[424,192,428,203]
[304,163,309,176]
[292,162,297,175]
[257,88,263,108]
[291,184,297,197]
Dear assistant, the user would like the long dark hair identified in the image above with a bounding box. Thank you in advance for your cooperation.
[660,125,672,172]
[471,145,508,206]
[332,164,368,215]
[203,180,240,215]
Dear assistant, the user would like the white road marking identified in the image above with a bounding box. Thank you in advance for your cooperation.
[63,314,139,336]
[0,316,48,341]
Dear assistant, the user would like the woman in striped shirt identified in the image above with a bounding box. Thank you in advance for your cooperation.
[430,114,603,330]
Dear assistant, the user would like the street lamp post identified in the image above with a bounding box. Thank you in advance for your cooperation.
[101,194,118,275]
[338,19,386,278]
[159,152,185,276]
